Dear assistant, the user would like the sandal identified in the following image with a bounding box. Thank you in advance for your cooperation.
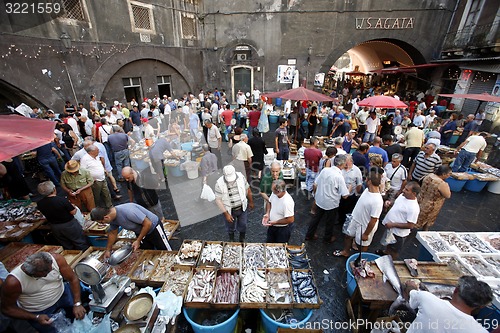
[333,250,349,258]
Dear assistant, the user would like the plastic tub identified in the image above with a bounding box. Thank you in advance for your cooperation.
[181,142,194,152]
[346,252,380,297]
[183,308,240,333]
[446,177,467,192]
[168,165,184,177]
[269,115,279,124]
[488,180,500,194]
[275,98,282,107]
[464,172,488,192]
[88,236,107,247]
[260,308,313,333]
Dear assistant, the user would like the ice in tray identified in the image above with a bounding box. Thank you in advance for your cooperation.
[438,232,475,253]
[421,233,452,253]
[436,254,474,275]
[460,233,495,253]
[460,255,500,279]
[477,233,500,252]
[483,255,500,272]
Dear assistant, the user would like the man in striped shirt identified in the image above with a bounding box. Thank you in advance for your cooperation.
[408,143,442,183]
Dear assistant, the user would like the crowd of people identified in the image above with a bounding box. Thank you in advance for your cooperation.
[0,85,495,333]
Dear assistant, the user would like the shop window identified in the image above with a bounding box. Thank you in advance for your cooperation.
[181,13,197,39]
[61,0,86,21]
[129,1,155,33]
[123,77,143,103]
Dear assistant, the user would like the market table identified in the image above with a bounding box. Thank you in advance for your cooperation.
[349,261,460,329]
[0,218,46,243]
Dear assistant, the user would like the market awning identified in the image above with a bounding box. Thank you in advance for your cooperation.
[370,63,453,75]
[357,95,408,109]
[438,92,500,103]
[262,87,337,102]
[0,115,56,162]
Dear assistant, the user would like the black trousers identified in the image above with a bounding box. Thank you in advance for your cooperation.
[50,219,89,250]
[266,224,293,243]
[402,147,420,168]
[338,194,359,225]
[306,206,339,240]
[140,222,171,250]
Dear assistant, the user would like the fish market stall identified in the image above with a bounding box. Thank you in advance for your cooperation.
[0,200,46,242]
[417,231,500,309]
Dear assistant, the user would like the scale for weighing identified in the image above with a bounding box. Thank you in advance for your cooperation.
[74,245,132,313]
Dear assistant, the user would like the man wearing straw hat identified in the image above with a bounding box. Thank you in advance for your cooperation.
[60,160,95,212]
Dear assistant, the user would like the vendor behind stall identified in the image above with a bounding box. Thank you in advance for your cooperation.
[90,203,172,259]
[1,252,86,333]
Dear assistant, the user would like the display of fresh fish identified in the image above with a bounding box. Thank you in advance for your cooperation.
[266,246,288,269]
[461,234,493,253]
[243,244,265,270]
[375,255,403,296]
[222,244,241,269]
[162,269,191,296]
[291,270,318,304]
[199,243,223,266]
[176,241,203,265]
[421,282,455,300]
[267,271,292,304]
[287,248,310,269]
[185,269,215,303]
[150,253,176,281]
[240,269,268,303]
[213,272,239,304]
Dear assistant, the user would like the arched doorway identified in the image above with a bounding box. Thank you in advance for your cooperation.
[231,65,254,104]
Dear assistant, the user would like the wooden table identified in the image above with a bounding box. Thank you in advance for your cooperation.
[349,261,460,331]
[0,219,46,243]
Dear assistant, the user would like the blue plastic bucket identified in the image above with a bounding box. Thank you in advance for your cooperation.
[183,308,240,333]
[269,115,279,124]
[275,98,282,107]
[181,142,194,152]
[446,177,466,192]
[464,171,488,192]
[168,165,184,177]
[88,236,107,247]
[449,135,459,145]
[346,252,380,297]
[260,308,313,333]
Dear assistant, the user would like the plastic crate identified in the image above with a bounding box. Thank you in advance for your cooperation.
[446,177,467,192]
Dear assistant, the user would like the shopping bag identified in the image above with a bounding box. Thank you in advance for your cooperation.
[200,184,216,202]
[73,206,85,227]
[342,214,353,235]
[380,227,397,246]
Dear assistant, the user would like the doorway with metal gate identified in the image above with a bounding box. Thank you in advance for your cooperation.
[231,66,253,104]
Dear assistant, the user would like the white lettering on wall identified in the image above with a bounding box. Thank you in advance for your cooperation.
[355,17,414,29]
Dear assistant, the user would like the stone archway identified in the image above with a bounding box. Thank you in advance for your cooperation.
[90,46,196,100]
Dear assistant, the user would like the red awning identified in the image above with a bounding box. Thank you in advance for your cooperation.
[262,87,337,102]
[357,95,408,109]
[0,115,56,162]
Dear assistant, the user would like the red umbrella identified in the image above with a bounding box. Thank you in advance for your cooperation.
[262,87,337,102]
[0,115,56,162]
[357,95,408,108]
[438,92,500,103]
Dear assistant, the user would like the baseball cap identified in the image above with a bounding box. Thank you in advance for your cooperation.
[141,118,149,123]
[223,165,237,182]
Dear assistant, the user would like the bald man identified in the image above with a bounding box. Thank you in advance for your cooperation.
[122,167,164,220]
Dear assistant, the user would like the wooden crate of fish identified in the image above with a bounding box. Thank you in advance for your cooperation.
[211,268,240,309]
[286,244,310,270]
[37,245,64,255]
[198,241,223,267]
[161,266,193,298]
[162,219,180,240]
[105,250,143,279]
[243,243,266,270]
[71,246,107,268]
[2,244,43,271]
[291,269,322,309]
[0,201,44,223]
[86,221,109,235]
[61,250,83,266]
[149,251,178,282]
[0,242,28,261]
[222,242,242,270]
[265,244,288,269]
[175,240,203,266]
[266,269,294,309]
[240,269,268,309]
[128,250,164,283]
[184,267,217,308]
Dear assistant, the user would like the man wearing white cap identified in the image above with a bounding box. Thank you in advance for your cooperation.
[214,165,254,242]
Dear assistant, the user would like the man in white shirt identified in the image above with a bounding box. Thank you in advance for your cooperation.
[452,132,488,172]
[339,155,363,225]
[262,179,295,243]
[80,145,113,208]
[66,115,80,136]
[417,99,427,112]
[413,110,426,128]
[305,154,349,243]
[404,276,492,333]
[378,181,420,259]
[104,110,117,125]
[383,153,407,208]
[252,88,261,104]
[204,119,222,169]
[424,110,436,129]
[232,134,253,181]
[363,111,380,143]
[334,171,383,257]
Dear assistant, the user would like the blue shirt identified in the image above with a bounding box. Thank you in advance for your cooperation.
[368,146,389,164]
[130,110,141,126]
[110,203,159,235]
[352,150,369,171]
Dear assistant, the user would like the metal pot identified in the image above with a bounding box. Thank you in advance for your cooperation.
[115,324,141,333]
[74,257,108,285]
[108,243,133,266]
[123,293,154,321]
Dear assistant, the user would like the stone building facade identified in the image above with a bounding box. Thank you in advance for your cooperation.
[0,0,459,109]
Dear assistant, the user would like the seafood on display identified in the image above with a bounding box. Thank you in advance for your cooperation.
[176,241,203,265]
[266,246,288,269]
[162,269,191,296]
[461,234,493,253]
[483,256,500,271]
[222,244,241,269]
[287,246,310,269]
[439,233,473,253]
[243,244,266,270]
[131,260,155,280]
[199,243,223,266]
[478,234,500,251]
[461,256,500,278]
[150,253,177,281]
[88,249,105,260]
[291,270,318,304]
[3,244,43,271]
[119,229,136,239]
[0,202,44,223]
[240,269,268,303]
[438,255,473,275]
[266,271,292,304]
[106,251,142,278]
[185,269,215,303]
[213,272,239,304]
[422,234,451,252]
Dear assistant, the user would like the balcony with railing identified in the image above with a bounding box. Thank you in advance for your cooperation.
[442,21,500,52]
